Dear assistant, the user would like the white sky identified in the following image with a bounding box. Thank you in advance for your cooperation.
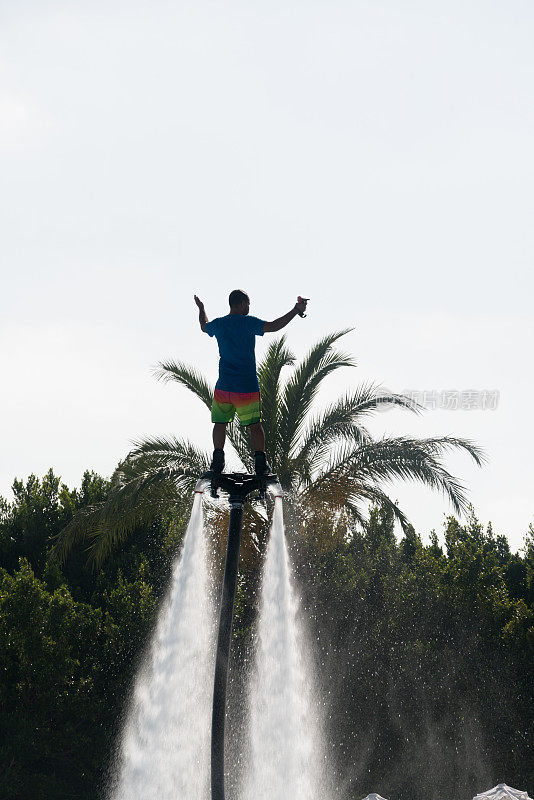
[1,0,533,550]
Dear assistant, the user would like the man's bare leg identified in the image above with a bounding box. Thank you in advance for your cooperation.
[249,422,265,452]
[249,422,271,474]
[211,424,227,473]
[213,423,227,450]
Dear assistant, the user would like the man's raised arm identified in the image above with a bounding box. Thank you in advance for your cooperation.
[194,295,208,332]
[263,297,309,333]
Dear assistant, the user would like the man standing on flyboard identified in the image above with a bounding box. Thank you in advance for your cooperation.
[194,290,309,476]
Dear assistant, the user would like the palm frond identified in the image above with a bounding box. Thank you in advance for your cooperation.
[345,381,423,418]
[51,483,169,568]
[301,467,356,509]
[129,436,211,477]
[307,435,485,517]
[278,329,355,462]
[344,500,370,531]
[405,436,487,468]
[292,384,422,484]
[53,437,209,566]
[51,502,107,565]
[153,360,213,409]
[84,479,186,566]
[347,483,412,533]
[257,336,296,466]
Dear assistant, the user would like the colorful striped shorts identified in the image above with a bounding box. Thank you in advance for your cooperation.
[211,389,261,426]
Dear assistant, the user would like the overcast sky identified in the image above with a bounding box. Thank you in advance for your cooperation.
[1,0,533,550]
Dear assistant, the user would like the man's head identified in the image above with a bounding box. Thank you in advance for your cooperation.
[229,289,250,315]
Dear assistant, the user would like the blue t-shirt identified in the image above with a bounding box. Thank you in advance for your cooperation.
[205,314,265,392]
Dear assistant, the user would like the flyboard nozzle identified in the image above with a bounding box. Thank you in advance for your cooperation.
[266,480,284,500]
[197,470,280,503]
[195,476,210,494]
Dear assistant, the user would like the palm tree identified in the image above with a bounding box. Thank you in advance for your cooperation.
[54,330,485,565]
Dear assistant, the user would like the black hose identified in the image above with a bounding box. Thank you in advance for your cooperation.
[211,501,244,800]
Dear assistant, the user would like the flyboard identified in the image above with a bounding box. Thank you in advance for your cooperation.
[195,469,282,800]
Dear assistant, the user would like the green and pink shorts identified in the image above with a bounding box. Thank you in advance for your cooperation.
[211,389,261,426]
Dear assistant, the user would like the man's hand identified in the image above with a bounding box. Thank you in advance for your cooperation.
[295,296,309,317]
[194,295,208,332]
[263,296,310,333]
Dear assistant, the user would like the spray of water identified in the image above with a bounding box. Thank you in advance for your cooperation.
[243,497,332,800]
[109,493,214,800]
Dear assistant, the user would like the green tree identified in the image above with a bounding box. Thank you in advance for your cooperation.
[0,554,158,800]
[0,470,110,578]
[294,508,534,800]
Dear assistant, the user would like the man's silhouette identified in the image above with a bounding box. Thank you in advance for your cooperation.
[194,289,308,475]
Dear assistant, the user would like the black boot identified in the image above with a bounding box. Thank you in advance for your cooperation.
[210,448,225,474]
[254,450,271,476]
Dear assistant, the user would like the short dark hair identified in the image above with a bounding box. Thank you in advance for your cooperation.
[229,289,249,308]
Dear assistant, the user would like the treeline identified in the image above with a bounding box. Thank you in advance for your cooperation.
[1,469,533,800]
[291,506,534,800]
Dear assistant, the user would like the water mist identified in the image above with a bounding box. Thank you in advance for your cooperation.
[110,494,214,800]
[243,497,332,800]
